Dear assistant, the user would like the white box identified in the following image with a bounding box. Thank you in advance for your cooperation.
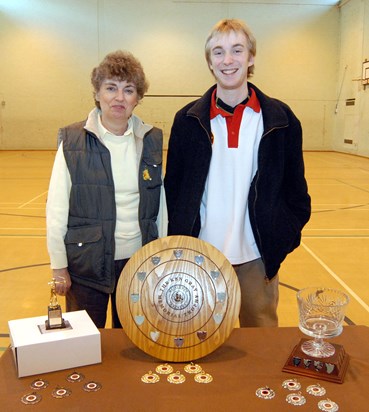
[8,310,101,377]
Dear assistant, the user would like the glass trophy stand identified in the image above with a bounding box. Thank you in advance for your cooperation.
[282,287,350,383]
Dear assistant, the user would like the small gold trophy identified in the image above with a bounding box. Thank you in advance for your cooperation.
[46,278,66,330]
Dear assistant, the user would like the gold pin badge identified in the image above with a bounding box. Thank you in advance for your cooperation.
[143,169,152,181]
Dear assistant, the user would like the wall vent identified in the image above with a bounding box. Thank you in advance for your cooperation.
[344,139,353,144]
[345,98,355,106]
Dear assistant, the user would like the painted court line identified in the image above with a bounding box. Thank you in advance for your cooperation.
[0,228,46,231]
[0,235,46,239]
[303,236,369,239]
[301,242,369,314]
[305,229,369,231]
[18,191,48,209]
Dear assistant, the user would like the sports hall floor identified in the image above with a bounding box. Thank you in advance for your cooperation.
[0,150,369,356]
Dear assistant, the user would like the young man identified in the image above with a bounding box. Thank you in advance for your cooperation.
[164,19,311,327]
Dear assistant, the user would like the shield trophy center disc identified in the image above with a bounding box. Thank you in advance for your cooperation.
[116,235,241,362]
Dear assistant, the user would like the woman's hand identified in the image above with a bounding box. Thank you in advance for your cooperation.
[52,268,72,296]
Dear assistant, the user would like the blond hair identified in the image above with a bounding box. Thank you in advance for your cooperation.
[205,19,256,77]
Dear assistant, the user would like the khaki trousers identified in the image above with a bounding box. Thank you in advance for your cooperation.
[233,258,279,327]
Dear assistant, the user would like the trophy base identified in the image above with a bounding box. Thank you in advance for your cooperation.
[38,320,72,334]
[45,318,67,331]
[282,338,349,384]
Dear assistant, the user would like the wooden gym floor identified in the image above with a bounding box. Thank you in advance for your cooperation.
[1,150,369,356]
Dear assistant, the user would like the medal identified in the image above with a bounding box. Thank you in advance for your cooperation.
[194,371,213,383]
[21,392,42,405]
[141,371,160,384]
[286,392,306,406]
[167,371,186,384]
[52,387,72,399]
[83,381,102,392]
[256,386,275,400]
[184,362,202,374]
[30,378,49,390]
[155,363,174,374]
[66,372,85,383]
[306,383,326,397]
[318,399,339,411]
[282,378,301,390]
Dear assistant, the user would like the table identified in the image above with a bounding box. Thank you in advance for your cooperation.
[0,326,368,411]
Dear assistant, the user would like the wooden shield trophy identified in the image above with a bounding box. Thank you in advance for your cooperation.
[116,235,241,362]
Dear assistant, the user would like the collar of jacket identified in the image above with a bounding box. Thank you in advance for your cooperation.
[187,85,216,138]
[186,82,290,138]
[83,108,154,171]
[83,108,153,143]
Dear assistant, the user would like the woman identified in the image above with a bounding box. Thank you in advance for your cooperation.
[46,50,164,328]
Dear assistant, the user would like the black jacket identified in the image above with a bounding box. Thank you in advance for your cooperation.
[164,83,311,280]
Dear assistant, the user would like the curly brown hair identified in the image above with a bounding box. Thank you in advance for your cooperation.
[91,50,149,108]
